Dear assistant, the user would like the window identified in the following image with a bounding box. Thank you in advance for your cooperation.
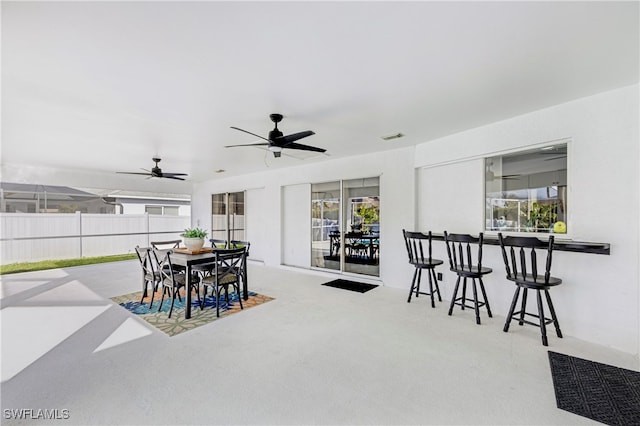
[485,143,567,234]
[145,205,180,215]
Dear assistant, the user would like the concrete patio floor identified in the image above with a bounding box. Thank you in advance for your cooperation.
[1,260,638,425]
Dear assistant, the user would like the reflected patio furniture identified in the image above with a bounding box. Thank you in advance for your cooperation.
[498,233,563,346]
[444,232,493,324]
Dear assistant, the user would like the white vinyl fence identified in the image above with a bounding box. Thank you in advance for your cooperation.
[0,213,191,264]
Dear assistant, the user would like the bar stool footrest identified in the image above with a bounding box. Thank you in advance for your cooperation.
[511,310,555,328]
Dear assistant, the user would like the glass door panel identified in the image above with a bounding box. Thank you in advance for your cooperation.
[311,181,340,271]
[228,192,245,241]
[211,191,245,243]
[343,177,380,276]
[211,193,227,241]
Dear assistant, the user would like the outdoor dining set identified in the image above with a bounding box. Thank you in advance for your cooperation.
[135,239,250,320]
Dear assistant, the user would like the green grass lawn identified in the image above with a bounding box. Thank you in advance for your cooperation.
[0,254,137,275]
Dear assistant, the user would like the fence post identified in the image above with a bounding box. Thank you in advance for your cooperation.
[145,212,150,247]
[76,211,83,258]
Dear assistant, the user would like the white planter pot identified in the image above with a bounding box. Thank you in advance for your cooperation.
[183,237,205,251]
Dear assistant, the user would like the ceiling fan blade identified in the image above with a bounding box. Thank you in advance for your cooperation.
[224,142,270,148]
[117,172,153,176]
[163,175,186,181]
[163,172,188,177]
[230,126,271,142]
[281,142,326,153]
[276,130,315,145]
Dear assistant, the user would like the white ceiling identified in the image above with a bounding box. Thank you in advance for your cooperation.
[2,1,638,192]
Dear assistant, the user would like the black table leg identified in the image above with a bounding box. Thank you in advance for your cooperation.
[243,259,248,300]
[185,264,192,319]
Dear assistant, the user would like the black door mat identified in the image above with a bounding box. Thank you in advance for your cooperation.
[321,279,378,293]
[548,351,640,426]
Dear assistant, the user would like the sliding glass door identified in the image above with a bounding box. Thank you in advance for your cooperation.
[211,191,245,242]
[311,177,380,277]
[311,181,340,271]
[343,177,380,276]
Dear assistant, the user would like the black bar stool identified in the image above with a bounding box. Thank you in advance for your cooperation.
[498,233,563,346]
[402,230,443,308]
[444,232,493,324]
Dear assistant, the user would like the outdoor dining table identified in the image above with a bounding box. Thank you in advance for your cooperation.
[169,249,249,319]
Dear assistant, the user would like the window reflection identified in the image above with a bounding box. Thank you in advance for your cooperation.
[485,144,567,234]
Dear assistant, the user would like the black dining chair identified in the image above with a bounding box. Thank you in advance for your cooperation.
[135,246,160,307]
[210,238,228,249]
[152,248,201,318]
[151,240,186,272]
[402,230,444,308]
[200,247,246,317]
[498,233,563,346]
[150,240,181,249]
[444,232,493,324]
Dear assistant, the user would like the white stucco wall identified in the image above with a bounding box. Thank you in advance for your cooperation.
[191,84,639,356]
[413,84,639,355]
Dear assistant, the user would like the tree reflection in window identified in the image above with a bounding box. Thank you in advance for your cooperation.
[485,143,567,234]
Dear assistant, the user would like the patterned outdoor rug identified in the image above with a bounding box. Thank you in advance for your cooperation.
[548,351,640,425]
[111,289,274,336]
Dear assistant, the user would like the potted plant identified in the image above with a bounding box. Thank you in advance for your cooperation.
[180,227,208,251]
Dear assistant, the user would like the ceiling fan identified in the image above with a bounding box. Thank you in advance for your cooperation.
[486,162,520,180]
[116,157,187,181]
[226,113,325,158]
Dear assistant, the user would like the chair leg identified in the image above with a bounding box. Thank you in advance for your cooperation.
[427,268,436,308]
[519,288,528,325]
[536,290,548,346]
[168,287,177,319]
[215,286,221,317]
[471,278,481,324]
[431,269,442,302]
[149,282,157,309]
[544,289,563,338]
[461,277,468,310]
[407,268,418,303]
[504,286,521,333]
[415,269,422,298]
[199,285,206,310]
[448,276,461,316]
[158,287,167,312]
[236,284,244,310]
[478,277,492,317]
[140,282,148,304]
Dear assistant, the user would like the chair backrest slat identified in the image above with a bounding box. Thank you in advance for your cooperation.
[213,247,246,283]
[151,240,181,249]
[444,232,484,271]
[135,246,155,277]
[402,230,435,264]
[210,238,228,249]
[498,233,555,284]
